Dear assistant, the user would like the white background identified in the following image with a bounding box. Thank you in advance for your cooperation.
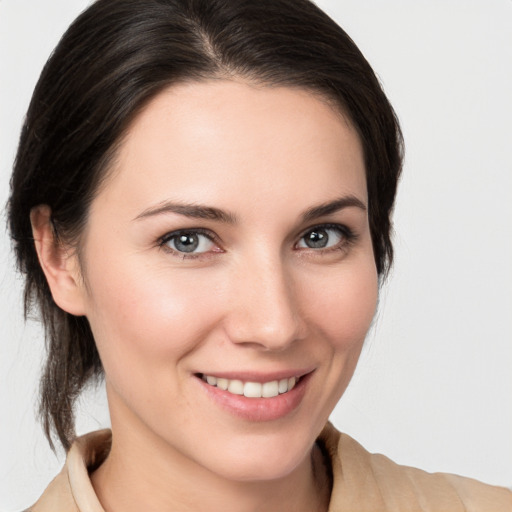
[1,1,511,509]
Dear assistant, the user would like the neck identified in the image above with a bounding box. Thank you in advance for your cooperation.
[91,412,330,512]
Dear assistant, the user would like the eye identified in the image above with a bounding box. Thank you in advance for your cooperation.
[161,229,217,255]
[296,224,350,250]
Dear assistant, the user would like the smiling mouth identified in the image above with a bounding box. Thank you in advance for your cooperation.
[198,374,299,398]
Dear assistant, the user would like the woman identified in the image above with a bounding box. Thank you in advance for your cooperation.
[5,0,511,510]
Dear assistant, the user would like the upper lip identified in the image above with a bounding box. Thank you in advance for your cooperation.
[196,367,315,383]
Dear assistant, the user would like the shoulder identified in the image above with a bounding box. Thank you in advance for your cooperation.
[26,430,111,512]
[25,468,79,512]
[319,422,512,512]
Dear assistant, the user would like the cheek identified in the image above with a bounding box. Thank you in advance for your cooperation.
[305,258,378,351]
[82,255,223,370]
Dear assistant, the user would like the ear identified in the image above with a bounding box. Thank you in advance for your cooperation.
[30,205,87,316]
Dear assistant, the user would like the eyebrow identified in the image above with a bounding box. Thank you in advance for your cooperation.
[301,195,367,222]
[133,195,366,224]
[134,201,237,223]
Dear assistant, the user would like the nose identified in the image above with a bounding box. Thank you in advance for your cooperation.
[223,253,306,351]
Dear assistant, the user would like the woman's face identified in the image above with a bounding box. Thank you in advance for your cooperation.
[76,80,378,481]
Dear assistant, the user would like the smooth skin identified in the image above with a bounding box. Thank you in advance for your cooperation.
[32,80,378,512]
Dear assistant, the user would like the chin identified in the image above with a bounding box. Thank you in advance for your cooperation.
[212,450,309,483]
[190,425,317,483]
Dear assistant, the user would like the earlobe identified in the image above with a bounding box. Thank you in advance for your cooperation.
[30,205,87,316]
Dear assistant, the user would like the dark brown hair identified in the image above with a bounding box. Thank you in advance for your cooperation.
[8,0,403,450]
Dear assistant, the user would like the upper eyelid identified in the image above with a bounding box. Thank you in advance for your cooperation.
[297,222,352,239]
[160,227,217,243]
[301,222,347,232]
[160,222,348,238]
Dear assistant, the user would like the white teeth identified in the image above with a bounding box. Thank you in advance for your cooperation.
[202,374,299,397]
[217,378,229,390]
[244,382,262,398]
[228,379,244,395]
[262,381,279,398]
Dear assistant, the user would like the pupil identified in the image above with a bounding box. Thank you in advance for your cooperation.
[175,233,199,252]
[306,229,328,248]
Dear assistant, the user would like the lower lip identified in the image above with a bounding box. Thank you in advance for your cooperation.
[196,373,312,422]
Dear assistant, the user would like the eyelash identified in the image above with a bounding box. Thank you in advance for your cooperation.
[158,223,357,260]
[296,223,358,255]
[159,228,220,259]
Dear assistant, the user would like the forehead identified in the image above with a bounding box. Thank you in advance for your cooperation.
[95,80,367,217]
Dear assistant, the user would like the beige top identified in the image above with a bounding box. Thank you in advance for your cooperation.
[28,423,512,511]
